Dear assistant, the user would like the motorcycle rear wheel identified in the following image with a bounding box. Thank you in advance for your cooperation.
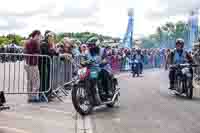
[106,94,119,108]
[106,81,119,108]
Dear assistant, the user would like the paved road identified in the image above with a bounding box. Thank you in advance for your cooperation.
[90,69,200,133]
[1,69,200,133]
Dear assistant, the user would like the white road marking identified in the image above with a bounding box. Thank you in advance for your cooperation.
[0,126,30,133]
[76,114,94,133]
[112,118,121,123]
[84,116,93,133]
[77,114,84,130]
[39,107,73,115]
[1,111,68,127]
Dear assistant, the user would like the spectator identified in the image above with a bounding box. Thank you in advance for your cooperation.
[24,30,41,103]
[38,31,58,102]
[165,49,171,70]
[79,44,88,56]
[111,49,120,74]
[61,37,74,57]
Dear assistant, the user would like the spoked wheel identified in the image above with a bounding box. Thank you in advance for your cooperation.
[72,84,93,116]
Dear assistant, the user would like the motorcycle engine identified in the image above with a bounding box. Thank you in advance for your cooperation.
[181,67,192,77]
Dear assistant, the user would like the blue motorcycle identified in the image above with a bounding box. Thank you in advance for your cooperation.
[130,59,140,77]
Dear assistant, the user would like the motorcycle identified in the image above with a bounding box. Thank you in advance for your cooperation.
[130,59,140,77]
[170,63,198,99]
[71,60,120,115]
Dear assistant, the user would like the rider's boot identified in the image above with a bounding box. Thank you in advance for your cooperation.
[168,81,175,90]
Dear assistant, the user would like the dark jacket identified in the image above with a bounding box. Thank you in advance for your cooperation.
[131,54,144,62]
[38,40,59,94]
[40,40,58,57]
[38,40,59,69]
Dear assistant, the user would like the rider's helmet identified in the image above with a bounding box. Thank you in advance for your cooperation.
[86,36,100,56]
[86,36,99,48]
[176,38,184,50]
[136,48,141,54]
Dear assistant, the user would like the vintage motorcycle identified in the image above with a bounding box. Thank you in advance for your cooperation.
[130,59,140,77]
[170,63,198,99]
[71,60,120,115]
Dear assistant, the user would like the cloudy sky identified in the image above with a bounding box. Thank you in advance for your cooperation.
[0,0,200,38]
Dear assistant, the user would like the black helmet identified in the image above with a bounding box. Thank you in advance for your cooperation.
[176,38,184,45]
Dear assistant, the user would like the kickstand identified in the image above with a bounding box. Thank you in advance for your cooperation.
[0,91,10,111]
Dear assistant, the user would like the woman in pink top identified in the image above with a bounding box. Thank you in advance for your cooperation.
[111,49,120,74]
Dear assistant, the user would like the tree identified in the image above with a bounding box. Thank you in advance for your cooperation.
[141,21,191,48]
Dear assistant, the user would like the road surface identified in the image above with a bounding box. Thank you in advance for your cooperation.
[1,69,200,133]
[89,69,200,133]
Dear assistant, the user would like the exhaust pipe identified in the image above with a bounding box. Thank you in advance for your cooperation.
[103,89,120,105]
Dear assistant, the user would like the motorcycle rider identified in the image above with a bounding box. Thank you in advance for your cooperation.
[131,48,144,74]
[85,37,113,98]
[168,38,193,90]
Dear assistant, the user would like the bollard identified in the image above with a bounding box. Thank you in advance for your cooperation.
[0,91,10,111]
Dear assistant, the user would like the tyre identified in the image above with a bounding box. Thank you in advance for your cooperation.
[71,83,93,116]
[186,80,193,99]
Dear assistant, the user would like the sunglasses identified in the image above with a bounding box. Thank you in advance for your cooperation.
[176,43,183,46]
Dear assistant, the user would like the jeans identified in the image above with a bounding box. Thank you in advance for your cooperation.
[169,67,176,85]
[98,69,112,94]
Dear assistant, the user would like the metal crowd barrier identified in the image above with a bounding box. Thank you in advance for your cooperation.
[51,54,79,101]
[0,53,80,103]
[0,53,53,102]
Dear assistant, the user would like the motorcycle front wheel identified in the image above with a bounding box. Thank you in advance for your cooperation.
[72,83,93,116]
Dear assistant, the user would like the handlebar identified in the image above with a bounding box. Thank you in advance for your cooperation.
[170,63,200,68]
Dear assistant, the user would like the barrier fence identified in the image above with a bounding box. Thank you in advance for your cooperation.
[0,53,80,102]
[0,53,165,104]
